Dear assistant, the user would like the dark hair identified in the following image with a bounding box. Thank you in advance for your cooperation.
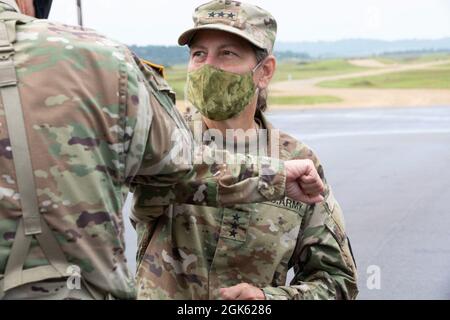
[253,47,269,112]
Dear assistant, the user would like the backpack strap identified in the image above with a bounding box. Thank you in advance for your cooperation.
[0,17,71,298]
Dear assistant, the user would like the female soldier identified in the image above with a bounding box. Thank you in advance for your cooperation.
[132,0,358,300]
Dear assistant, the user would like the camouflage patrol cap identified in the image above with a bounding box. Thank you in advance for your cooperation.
[178,0,277,53]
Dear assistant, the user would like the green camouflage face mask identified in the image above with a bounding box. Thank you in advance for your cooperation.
[186,64,259,121]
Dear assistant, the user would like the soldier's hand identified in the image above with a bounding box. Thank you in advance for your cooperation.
[220,283,265,300]
[285,159,324,204]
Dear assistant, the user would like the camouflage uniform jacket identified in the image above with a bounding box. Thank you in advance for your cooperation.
[133,110,358,300]
[0,4,286,299]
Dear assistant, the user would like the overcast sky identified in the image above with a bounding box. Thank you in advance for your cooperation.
[49,0,450,46]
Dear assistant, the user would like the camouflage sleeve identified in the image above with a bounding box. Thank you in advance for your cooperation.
[262,188,358,300]
[124,54,286,222]
[262,143,358,300]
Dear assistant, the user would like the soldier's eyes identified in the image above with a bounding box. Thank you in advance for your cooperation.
[191,51,206,58]
[222,50,238,57]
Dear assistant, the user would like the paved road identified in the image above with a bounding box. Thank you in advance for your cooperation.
[123,106,450,300]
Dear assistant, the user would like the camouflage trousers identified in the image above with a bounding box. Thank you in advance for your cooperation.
[1,278,115,300]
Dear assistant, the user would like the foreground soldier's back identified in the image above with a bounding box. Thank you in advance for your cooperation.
[0,1,165,299]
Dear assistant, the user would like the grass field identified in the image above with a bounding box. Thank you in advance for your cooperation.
[319,63,450,89]
[376,53,450,65]
[272,59,368,82]
[165,65,188,98]
[268,95,342,105]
